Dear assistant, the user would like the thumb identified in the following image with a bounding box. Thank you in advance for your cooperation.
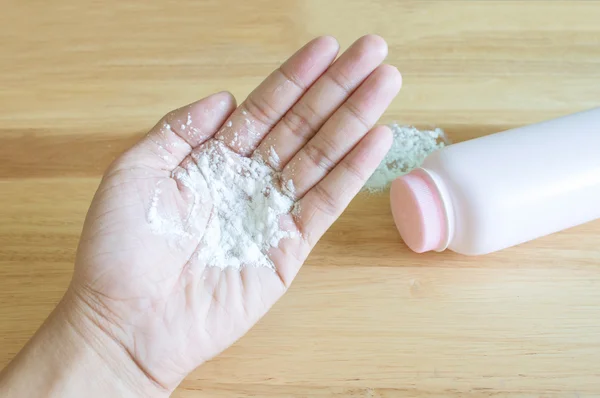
[118,91,237,171]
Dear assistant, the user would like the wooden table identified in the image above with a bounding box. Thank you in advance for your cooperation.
[2,1,600,396]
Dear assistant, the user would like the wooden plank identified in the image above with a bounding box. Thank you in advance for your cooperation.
[1,1,599,396]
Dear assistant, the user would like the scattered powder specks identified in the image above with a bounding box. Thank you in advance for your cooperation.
[147,181,192,241]
[147,140,295,270]
[226,120,233,128]
[148,184,162,225]
[190,127,201,137]
[268,146,280,168]
[283,179,295,197]
[364,124,448,192]
[186,113,192,126]
[229,132,242,150]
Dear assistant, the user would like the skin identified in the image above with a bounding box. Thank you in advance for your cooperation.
[0,35,401,397]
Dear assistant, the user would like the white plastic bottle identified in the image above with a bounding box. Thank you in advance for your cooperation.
[390,108,600,255]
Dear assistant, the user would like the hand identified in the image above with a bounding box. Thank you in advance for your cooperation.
[36,35,401,395]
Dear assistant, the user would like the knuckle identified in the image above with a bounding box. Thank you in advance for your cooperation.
[341,158,367,182]
[313,184,339,217]
[278,67,306,91]
[343,101,371,130]
[325,70,353,95]
[304,141,336,173]
[282,104,317,141]
[244,95,280,127]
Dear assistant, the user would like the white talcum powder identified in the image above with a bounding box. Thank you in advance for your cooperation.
[148,139,295,270]
[147,122,447,270]
[364,123,448,192]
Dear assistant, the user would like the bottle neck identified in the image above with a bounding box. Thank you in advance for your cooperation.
[418,168,454,252]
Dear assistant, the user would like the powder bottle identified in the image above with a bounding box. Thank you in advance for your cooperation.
[390,108,600,255]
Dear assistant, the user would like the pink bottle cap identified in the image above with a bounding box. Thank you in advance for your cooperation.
[390,169,447,253]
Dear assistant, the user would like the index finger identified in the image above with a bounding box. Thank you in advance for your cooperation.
[215,36,339,156]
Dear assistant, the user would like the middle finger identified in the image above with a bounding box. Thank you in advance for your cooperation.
[253,35,389,170]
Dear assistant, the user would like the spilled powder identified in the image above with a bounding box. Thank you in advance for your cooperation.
[148,140,296,270]
[363,123,448,192]
[146,120,447,270]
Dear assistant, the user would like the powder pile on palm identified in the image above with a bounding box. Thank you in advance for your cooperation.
[148,138,295,270]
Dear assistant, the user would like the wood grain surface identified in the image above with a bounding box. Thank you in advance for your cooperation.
[2,1,600,396]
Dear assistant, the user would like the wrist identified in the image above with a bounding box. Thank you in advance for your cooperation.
[0,287,170,398]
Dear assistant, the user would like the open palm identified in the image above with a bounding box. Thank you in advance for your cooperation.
[71,35,401,392]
